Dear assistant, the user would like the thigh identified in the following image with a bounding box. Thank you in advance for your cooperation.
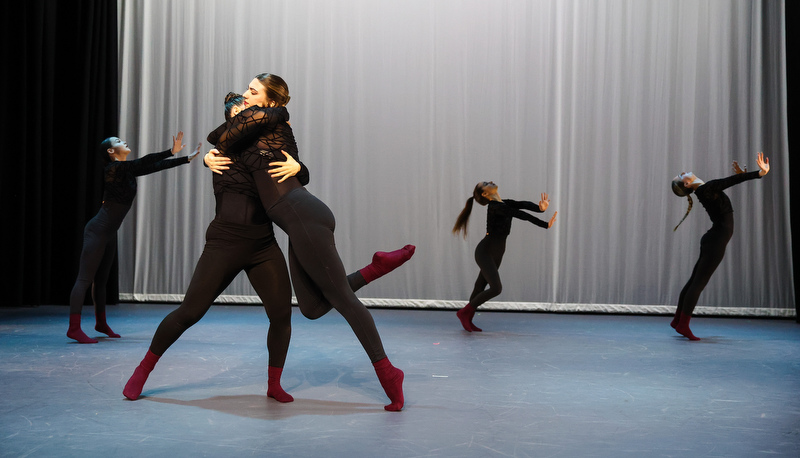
[246,243,293,321]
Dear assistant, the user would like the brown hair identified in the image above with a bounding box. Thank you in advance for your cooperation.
[255,73,291,106]
[452,183,491,238]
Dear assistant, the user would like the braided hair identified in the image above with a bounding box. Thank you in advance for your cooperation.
[671,178,694,231]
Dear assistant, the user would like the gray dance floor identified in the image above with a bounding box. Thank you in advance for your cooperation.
[1,304,798,457]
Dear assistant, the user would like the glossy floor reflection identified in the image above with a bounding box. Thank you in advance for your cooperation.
[1,304,798,457]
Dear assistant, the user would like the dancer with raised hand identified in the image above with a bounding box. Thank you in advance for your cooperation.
[452,181,556,332]
[68,133,199,344]
[670,152,770,340]
[213,74,410,411]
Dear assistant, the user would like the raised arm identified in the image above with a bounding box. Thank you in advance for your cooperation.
[494,201,551,229]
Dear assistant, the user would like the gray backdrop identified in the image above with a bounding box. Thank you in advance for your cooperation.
[114,0,793,316]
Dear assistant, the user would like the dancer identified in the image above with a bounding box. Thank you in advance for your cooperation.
[213,75,411,411]
[68,133,199,344]
[451,181,556,332]
[670,152,770,340]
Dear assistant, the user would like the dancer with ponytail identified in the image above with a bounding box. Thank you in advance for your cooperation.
[670,152,770,340]
[213,75,411,411]
[452,181,556,332]
[68,133,200,344]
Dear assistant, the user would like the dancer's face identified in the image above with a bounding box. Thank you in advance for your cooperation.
[107,137,131,161]
[480,181,498,198]
[243,78,270,108]
[679,172,696,188]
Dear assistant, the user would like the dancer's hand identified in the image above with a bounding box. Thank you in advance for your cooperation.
[187,143,202,162]
[732,161,746,174]
[269,151,301,183]
[538,193,550,212]
[205,148,232,174]
[547,211,557,228]
[756,152,770,176]
[171,131,186,155]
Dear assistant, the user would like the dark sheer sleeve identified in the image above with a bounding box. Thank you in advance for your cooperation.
[216,106,289,154]
[296,162,310,186]
[207,122,227,145]
[504,199,544,213]
[114,150,189,177]
[701,171,762,193]
[493,201,549,229]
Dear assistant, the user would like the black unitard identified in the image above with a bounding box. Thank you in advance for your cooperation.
[676,171,761,316]
[216,106,387,363]
[69,150,189,315]
[469,199,549,309]
[144,122,311,368]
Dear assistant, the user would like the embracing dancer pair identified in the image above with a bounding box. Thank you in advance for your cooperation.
[124,75,412,411]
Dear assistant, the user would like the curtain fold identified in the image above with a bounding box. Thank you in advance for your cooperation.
[106,0,793,315]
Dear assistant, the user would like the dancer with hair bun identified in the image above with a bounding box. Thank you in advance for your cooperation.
[212,75,412,411]
[68,133,200,344]
[670,152,770,340]
[452,181,556,332]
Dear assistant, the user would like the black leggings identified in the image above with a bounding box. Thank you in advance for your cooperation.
[69,205,126,316]
[676,228,731,316]
[469,234,507,309]
[269,188,387,363]
[149,219,292,368]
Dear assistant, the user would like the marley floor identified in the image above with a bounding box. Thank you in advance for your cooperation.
[1,304,798,457]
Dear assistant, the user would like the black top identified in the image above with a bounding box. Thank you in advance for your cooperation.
[486,199,548,237]
[214,106,306,210]
[103,150,189,206]
[695,170,761,235]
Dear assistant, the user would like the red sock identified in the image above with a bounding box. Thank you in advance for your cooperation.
[123,350,160,400]
[67,314,98,344]
[95,311,120,338]
[675,313,701,341]
[267,366,294,403]
[359,245,416,283]
[670,310,680,329]
[373,357,404,411]
[456,305,482,332]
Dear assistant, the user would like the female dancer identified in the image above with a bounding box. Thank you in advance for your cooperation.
[68,133,199,344]
[213,75,410,411]
[452,181,556,332]
[670,152,770,340]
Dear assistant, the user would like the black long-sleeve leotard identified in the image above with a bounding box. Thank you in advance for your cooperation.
[468,199,548,310]
[486,199,548,236]
[675,170,761,316]
[69,150,190,315]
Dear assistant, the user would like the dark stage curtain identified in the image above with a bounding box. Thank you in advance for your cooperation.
[788,0,800,321]
[1,0,118,307]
